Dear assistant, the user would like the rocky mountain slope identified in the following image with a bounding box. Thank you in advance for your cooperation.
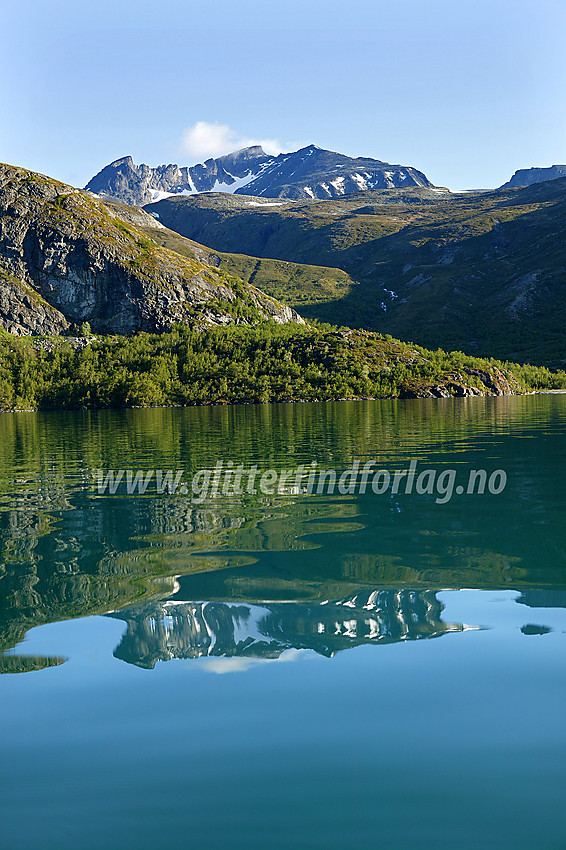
[85,144,433,205]
[115,197,360,313]
[0,163,302,335]
[499,164,566,189]
[144,179,566,364]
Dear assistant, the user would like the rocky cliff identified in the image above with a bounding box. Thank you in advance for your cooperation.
[499,164,566,190]
[85,146,273,206]
[0,163,303,335]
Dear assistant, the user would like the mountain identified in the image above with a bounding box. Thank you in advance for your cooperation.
[85,144,433,205]
[499,164,566,189]
[0,162,302,335]
[85,146,273,206]
[144,179,566,365]
[109,590,463,668]
[120,197,361,313]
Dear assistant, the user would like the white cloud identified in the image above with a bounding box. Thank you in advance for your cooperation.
[179,121,284,162]
[201,648,306,674]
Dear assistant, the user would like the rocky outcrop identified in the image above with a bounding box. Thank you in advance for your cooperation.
[0,163,303,335]
[499,164,566,190]
[85,144,433,205]
[85,147,273,206]
[0,269,69,335]
[403,366,524,399]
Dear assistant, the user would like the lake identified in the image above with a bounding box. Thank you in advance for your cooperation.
[1,396,565,849]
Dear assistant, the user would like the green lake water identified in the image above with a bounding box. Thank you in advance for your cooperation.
[1,396,565,848]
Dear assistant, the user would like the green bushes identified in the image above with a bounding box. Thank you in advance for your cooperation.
[0,324,564,411]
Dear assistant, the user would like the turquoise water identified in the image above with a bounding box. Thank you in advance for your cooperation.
[1,396,565,848]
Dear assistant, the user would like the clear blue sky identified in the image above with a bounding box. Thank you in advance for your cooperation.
[2,0,565,190]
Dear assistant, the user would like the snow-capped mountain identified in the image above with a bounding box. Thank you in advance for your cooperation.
[85,144,433,205]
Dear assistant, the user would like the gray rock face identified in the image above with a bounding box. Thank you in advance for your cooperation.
[0,163,303,335]
[499,165,566,189]
[85,144,433,205]
[238,144,433,199]
[85,147,273,206]
[406,366,522,399]
[0,273,69,335]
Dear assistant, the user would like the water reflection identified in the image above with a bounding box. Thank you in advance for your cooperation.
[0,654,66,674]
[0,396,565,672]
[108,588,469,668]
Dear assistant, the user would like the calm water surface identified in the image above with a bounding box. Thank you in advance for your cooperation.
[1,396,565,849]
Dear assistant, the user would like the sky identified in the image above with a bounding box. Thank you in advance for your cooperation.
[2,0,565,190]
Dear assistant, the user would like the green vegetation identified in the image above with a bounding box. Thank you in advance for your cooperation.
[141,222,359,308]
[0,324,564,411]
[51,193,69,210]
[146,180,566,365]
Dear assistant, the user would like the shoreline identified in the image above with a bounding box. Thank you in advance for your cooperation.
[2,388,565,415]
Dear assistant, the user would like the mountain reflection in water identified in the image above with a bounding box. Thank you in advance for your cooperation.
[108,589,469,668]
[1,396,565,673]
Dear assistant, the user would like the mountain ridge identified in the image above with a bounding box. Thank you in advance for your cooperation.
[143,178,566,364]
[499,164,566,190]
[85,144,433,205]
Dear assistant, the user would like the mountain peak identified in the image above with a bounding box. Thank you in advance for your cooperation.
[232,144,266,156]
[217,144,267,163]
[86,144,433,205]
[108,156,134,169]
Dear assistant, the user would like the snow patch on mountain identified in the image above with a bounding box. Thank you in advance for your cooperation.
[330,176,346,194]
[351,173,368,191]
[85,144,434,205]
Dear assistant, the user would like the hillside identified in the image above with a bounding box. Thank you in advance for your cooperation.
[85,144,433,205]
[145,180,566,365]
[1,323,564,413]
[0,163,302,336]
[114,199,361,311]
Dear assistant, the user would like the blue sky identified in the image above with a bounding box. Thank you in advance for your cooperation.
[2,0,565,190]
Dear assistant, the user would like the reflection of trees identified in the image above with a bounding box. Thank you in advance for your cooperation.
[109,589,466,669]
[517,591,566,609]
[0,496,246,652]
[1,394,564,488]
[1,395,565,667]
[0,655,66,674]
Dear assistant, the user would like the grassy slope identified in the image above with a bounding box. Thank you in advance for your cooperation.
[129,206,361,310]
[144,182,566,365]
